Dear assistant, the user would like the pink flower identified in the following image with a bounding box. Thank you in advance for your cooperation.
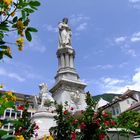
[34,125,39,130]
[71,107,74,110]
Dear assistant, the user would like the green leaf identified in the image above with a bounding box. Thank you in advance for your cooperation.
[23,8,34,14]
[12,24,16,28]
[0,51,3,59]
[12,16,18,23]
[0,106,5,115]
[27,27,38,32]
[0,45,8,49]
[30,5,38,10]
[21,10,26,20]
[0,41,5,45]
[29,1,40,7]
[25,30,32,41]
[0,22,9,31]
[1,135,15,140]
[4,52,12,59]
[0,130,7,138]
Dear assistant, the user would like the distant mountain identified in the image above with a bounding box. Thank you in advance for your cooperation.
[93,93,122,103]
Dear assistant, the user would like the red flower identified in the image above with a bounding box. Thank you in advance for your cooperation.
[99,133,105,140]
[93,112,98,118]
[104,120,110,127]
[64,110,68,115]
[15,132,20,136]
[17,105,24,110]
[110,121,116,126]
[95,119,100,125]
[73,119,79,125]
[70,131,76,140]
[79,122,86,129]
[102,112,109,118]
[34,124,39,130]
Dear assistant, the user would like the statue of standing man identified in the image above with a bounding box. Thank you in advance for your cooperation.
[58,18,72,48]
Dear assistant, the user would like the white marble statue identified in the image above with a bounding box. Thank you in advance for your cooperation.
[58,17,72,47]
[39,83,54,108]
[70,90,81,109]
[70,90,80,103]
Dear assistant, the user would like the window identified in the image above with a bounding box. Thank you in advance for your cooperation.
[27,112,31,118]
[9,124,14,129]
[15,102,19,106]
[116,108,120,114]
[3,124,8,129]
[11,110,15,118]
[112,107,116,115]
[17,111,21,118]
[127,100,129,104]
[5,109,10,118]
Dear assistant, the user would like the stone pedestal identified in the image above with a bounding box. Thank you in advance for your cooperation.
[31,111,56,140]
[106,128,135,140]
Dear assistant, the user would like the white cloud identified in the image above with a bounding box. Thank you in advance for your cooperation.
[101,68,140,94]
[129,0,140,3]
[70,14,90,34]
[70,14,90,25]
[113,31,140,57]
[26,35,46,53]
[76,22,87,32]
[127,49,136,57]
[3,60,43,80]
[102,77,124,86]
[115,36,127,44]
[92,64,113,70]
[130,31,140,42]
[43,24,58,33]
[0,67,25,82]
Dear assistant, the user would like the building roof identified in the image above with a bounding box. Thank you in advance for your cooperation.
[0,90,34,103]
[100,89,139,110]
[96,98,109,109]
[126,101,140,112]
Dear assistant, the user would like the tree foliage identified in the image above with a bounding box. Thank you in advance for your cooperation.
[117,111,140,135]
[51,92,117,140]
[0,0,40,59]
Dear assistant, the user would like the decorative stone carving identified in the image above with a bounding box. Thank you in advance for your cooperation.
[39,83,54,108]
[70,90,80,103]
[58,17,72,47]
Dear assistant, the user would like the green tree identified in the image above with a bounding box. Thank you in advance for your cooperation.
[117,111,140,135]
[14,98,39,140]
[51,92,117,140]
[0,0,40,59]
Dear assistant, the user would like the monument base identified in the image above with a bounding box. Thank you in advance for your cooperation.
[31,111,56,140]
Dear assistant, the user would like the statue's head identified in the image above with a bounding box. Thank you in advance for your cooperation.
[39,83,48,91]
[62,17,68,24]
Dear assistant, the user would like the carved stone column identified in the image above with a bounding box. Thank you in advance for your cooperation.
[70,55,74,68]
[65,53,69,67]
[60,54,65,68]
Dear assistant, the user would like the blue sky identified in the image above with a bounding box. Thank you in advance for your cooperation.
[1,0,140,96]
